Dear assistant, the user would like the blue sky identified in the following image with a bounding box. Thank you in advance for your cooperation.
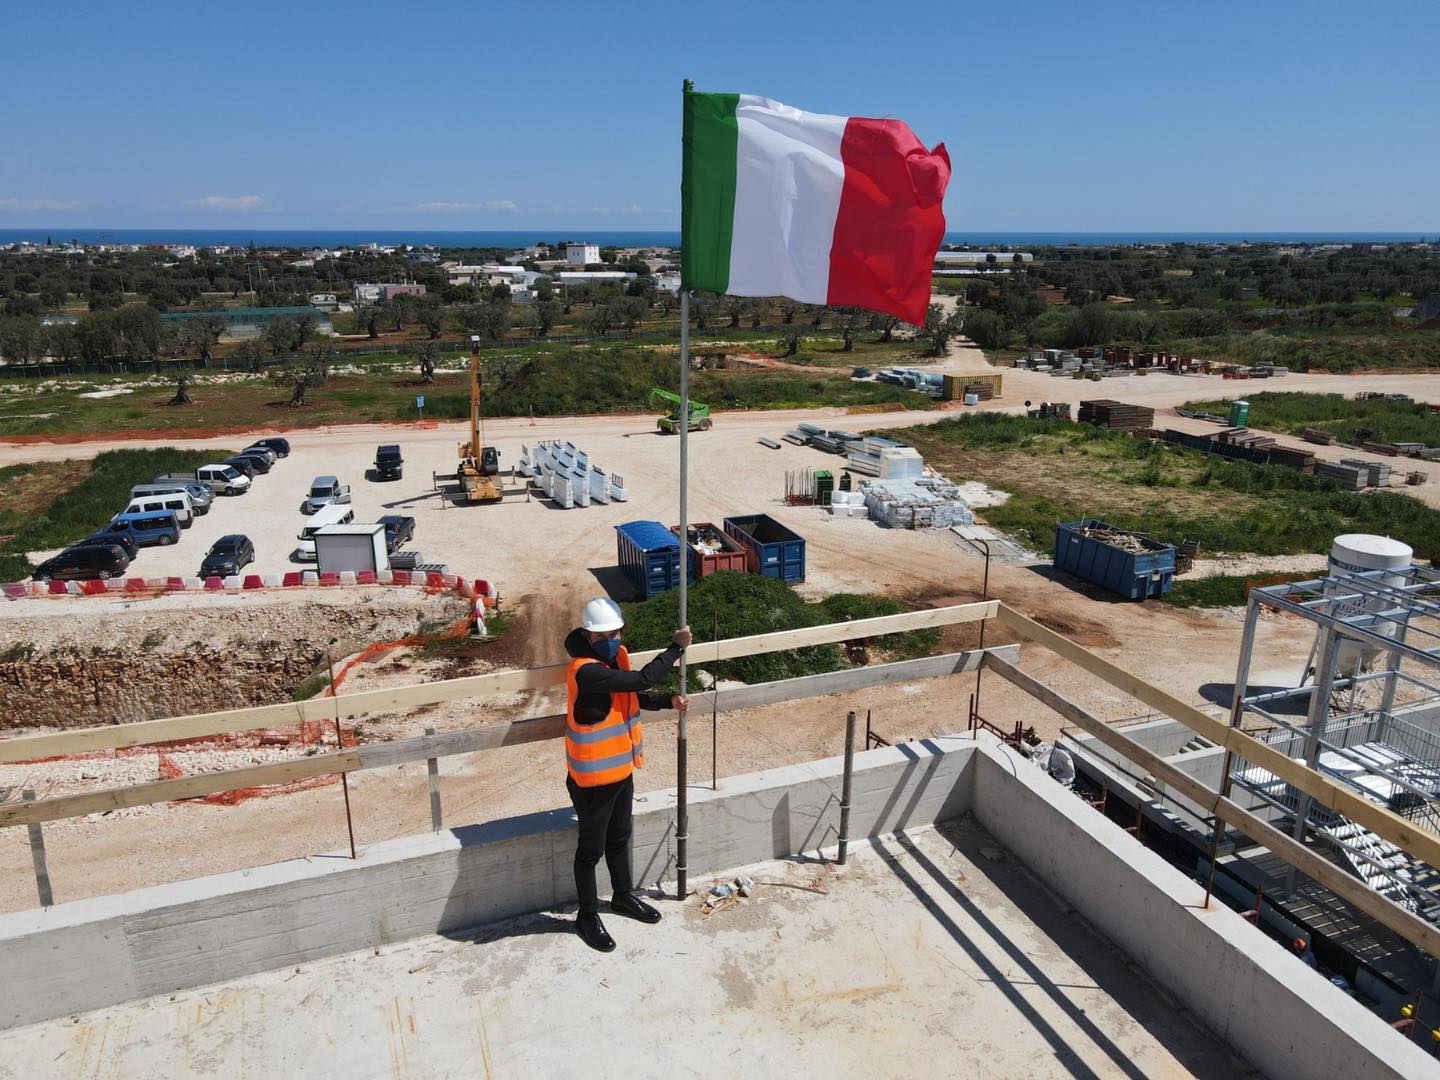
[2,1,1435,232]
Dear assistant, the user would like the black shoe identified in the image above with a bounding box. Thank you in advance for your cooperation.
[576,913,615,952]
[610,892,662,924]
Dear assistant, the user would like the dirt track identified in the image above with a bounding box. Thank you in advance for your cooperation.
[0,347,1436,911]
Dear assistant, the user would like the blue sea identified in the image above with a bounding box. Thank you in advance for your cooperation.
[0,228,1434,249]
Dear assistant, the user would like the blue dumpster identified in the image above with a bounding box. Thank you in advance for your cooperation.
[615,521,683,599]
[1054,519,1175,600]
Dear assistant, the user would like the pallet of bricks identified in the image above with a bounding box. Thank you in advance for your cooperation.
[1077,400,1154,431]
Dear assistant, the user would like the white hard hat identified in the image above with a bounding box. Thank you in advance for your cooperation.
[582,597,624,633]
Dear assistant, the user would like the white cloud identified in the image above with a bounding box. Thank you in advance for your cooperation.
[411,199,520,213]
[0,197,90,211]
[186,195,265,211]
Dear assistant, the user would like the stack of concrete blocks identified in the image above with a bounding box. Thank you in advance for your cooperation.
[589,467,612,504]
[862,478,974,530]
[829,491,867,518]
[879,448,923,480]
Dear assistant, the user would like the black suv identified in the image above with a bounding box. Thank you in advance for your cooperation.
[378,514,416,552]
[225,452,271,475]
[199,534,256,578]
[32,544,130,581]
[374,444,404,480]
[253,437,291,457]
[77,530,139,560]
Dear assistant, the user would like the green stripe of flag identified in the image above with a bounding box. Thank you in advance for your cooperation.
[681,89,739,294]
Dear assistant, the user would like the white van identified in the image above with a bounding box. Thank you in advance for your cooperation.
[295,504,356,561]
[119,491,195,529]
[197,464,251,495]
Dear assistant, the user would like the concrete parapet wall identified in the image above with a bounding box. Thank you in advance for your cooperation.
[0,737,977,1030]
[971,741,1434,1080]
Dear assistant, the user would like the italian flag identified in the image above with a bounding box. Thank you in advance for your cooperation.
[681,88,950,327]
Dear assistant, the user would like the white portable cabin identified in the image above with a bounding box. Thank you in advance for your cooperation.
[314,523,389,575]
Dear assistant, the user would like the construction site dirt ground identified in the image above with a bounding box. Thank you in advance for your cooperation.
[0,357,1436,912]
[0,821,1249,1080]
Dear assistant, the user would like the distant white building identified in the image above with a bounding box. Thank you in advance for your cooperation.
[309,294,339,310]
[653,274,681,294]
[352,283,383,303]
[566,243,600,266]
[445,263,527,287]
[554,271,635,288]
[934,251,1033,266]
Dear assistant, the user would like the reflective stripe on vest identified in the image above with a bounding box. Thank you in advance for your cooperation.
[566,651,644,787]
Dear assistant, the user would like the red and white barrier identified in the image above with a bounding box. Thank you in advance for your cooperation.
[4,570,498,606]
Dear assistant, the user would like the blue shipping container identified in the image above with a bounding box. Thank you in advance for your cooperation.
[615,520,683,599]
[1053,519,1175,601]
[723,514,806,583]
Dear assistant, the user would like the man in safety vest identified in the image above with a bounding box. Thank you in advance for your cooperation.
[564,596,691,952]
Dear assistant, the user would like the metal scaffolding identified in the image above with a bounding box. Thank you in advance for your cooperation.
[1224,564,1440,916]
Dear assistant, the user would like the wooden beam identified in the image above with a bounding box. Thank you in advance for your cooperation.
[0,601,997,764]
[993,604,1440,872]
[0,751,363,828]
[0,646,1012,829]
[982,653,1440,958]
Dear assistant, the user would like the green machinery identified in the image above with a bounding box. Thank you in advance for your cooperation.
[651,388,713,433]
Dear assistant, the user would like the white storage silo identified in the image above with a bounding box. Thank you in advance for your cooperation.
[1327,533,1414,673]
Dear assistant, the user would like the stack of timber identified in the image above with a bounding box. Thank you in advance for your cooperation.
[1317,461,1368,490]
[1215,427,1277,450]
[1266,446,1317,474]
[1339,457,1391,487]
[1302,428,1338,446]
[1078,399,1154,431]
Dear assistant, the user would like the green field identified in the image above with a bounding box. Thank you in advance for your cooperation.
[886,414,1440,559]
[0,336,930,438]
[1182,391,1440,446]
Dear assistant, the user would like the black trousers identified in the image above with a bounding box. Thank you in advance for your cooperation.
[567,774,634,916]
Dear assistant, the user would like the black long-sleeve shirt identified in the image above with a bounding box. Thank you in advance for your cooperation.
[564,627,684,725]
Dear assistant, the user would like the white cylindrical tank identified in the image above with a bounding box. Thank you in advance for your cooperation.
[1327,534,1414,673]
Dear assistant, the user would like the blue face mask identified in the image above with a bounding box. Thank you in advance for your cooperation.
[596,637,621,663]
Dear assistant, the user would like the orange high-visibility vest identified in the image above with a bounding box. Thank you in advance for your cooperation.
[565,650,643,787]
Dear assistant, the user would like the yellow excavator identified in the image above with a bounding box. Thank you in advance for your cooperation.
[457,336,502,503]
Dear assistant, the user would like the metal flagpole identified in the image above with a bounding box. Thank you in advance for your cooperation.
[676,288,690,901]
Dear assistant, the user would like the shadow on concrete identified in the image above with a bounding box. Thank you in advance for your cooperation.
[1198,682,1310,716]
[877,821,1234,1080]
[1022,562,1163,606]
[587,565,637,602]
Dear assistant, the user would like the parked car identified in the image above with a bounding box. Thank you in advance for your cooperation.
[199,534,255,578]
[301,475,351,514]
[252,437,291,458]
[374,444,404,480]
[134,481,213,514]
[295,505,355,560]
[104,511,181,547]
[117,491,194,529]
[378,514,416,552]
[31,543,130,582]
[225,452,271,475]
[240,444,278,465]
[76,531,138,560]
[156,466,250,495]
[222,457,257,480]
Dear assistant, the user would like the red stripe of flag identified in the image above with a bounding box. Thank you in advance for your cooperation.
[827,118,951,327]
